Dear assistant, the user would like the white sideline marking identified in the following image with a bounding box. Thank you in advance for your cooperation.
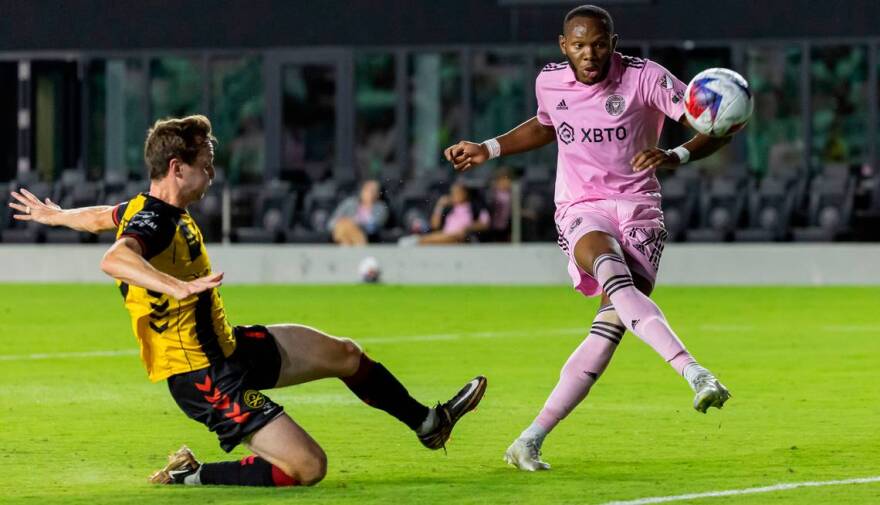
[0,349,139,361]
[598,476,880,505]
[0,328,586,362]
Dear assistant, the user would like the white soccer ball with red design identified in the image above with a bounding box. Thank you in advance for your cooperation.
[684,68,754,137]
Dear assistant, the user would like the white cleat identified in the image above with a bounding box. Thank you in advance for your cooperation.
[693,374,731,413]
[504,438,551,471]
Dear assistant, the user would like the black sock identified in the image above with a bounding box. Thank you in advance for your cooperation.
[341,354,430,431]
[199,455,296,486]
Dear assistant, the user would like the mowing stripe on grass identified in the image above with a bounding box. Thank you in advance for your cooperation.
[0,322,802,362]
[0,328,585,361]
[598,475,880,505]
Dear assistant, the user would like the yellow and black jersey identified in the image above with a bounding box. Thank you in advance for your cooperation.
[112,193,235,382]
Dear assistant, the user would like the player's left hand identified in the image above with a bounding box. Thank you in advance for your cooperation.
[630,147,679,172]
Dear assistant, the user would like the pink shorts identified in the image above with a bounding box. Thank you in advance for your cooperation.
[556,198,668,297]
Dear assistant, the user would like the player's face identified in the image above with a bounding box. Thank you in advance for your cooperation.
[179,143,215,202]
[559,16,618,85]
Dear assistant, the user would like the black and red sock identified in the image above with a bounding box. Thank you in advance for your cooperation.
[199,455,296,487]
[341,354,430,431]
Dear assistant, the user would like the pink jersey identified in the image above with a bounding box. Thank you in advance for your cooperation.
[535,52,687,219]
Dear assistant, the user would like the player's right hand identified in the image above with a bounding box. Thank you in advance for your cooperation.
[8,188,62,225]
[444,141,489,172]
[174,272,224,300]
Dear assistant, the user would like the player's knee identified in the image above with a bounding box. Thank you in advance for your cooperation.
[337,337,364,375]
[297,449,328,486]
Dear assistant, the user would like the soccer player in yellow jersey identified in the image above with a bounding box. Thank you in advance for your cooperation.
[9,115,487,487]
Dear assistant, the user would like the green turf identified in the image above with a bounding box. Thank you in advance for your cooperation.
[1,284,878,504]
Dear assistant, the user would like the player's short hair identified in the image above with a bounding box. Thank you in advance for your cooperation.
[563,4,614,34]
[143,115,217,180]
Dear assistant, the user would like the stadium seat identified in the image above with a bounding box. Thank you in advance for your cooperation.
[284,180,336,243]
[234,187,295,243]
[44,228,86,243]
[520,179,555,242]
[102,171,128,197]
[659,175,697,242]
[188,184,224,243]
[1,180,51,243]
[52,168,86,204]
[734,176,795,242]
[791,170,855,241]
[687,176,747,242]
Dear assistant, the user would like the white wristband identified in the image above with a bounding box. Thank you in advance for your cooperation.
[482,138,501,160]
[668,145,690,164]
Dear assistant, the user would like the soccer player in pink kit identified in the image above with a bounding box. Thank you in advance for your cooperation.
[444,5,737,471]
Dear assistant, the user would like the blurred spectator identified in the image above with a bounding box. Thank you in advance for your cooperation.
[486,168,513,241]
[400,182,489,245]
[327,179,389,246]
[228,113,265,184]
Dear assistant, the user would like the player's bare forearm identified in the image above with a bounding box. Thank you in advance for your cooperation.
[678,115,734,162]
[496,117,557,156]
[632,119,736,172]
[50,206,117,233]
[9,188,116,233]
[681,133,732,163]
[100,238,223,300]
[444,116,555,172]
[101,239,186,298]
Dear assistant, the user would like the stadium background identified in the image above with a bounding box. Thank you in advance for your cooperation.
[1,2,879,505]
[1,0,880,248]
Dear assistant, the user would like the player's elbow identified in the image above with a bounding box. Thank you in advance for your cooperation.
[99,250,118,278]
[100,245,127,279]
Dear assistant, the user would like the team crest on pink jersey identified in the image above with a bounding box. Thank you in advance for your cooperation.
[605,94,626,116]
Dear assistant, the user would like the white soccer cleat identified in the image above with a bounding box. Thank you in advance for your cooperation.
[692,374,731,413]
[504,438,551,472]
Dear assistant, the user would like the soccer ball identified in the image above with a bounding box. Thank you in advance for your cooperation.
[357,256,381,283]
[684,68,754,137]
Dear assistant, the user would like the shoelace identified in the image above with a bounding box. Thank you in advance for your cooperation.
[523,439,543,461]
[693,373,715,392]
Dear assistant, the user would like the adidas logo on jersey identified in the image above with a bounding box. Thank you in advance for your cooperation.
[556,99,568,110]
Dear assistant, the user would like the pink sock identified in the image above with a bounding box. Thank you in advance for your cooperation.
[534,306,624,433]
[592,253,695,374]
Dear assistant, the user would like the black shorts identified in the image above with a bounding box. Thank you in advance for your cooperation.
[167,325,285,452]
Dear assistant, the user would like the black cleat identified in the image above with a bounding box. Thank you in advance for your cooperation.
[419,376,487,450]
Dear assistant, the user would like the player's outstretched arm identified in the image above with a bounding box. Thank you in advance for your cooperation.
[100,237,223,301]
[444,117,556,172]
[8,188,117,233]
[631,117,734,172]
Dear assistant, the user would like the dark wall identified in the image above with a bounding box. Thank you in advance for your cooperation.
[1,0,879,51]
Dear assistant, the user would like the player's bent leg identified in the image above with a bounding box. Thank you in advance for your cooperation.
[267,324,487,449]
[246,413,327,486]
[572,231,730,412]
[148,414,323,487]
[267,324,364,386]
[572,231,690,365]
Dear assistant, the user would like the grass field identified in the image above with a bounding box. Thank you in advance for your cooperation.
[1,284,878,504]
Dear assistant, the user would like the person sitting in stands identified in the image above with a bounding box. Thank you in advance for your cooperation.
[328,180,388,245]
